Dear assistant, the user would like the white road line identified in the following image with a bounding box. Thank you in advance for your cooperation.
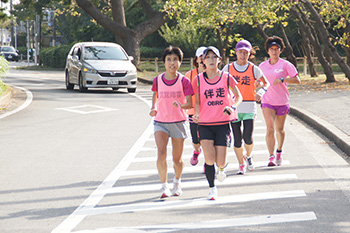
[122,160,290,176]
[75,190,306,216]
[133,151,271,162]
[100,174,297,195]
[0,85,33,119]
[51,93,153,233]
[77,212,316,232]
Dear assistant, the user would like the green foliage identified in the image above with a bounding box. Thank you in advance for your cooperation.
[40,43,73,68]
[0,56,9,95]
[140,47,164,58]
[159,20,215,57]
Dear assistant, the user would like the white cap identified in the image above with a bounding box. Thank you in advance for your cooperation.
[195,46,207,57]
[203,46,221,58]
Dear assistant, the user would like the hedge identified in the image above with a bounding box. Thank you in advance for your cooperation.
[40,43,74,68]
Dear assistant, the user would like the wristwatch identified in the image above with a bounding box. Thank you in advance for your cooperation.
[280,77,284,83]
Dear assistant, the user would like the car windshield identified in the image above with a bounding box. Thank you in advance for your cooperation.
[83,46,128,60]
[1,47,15,52]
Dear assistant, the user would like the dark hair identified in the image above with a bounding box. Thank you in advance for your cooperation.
[264,36,285,52]
[162,46,183,63]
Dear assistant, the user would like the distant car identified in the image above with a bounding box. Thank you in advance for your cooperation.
[0,46,19,62]
[65,42,137,93]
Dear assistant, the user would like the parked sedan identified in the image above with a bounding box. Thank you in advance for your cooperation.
[0,46,19,62]
[65,42,137,92]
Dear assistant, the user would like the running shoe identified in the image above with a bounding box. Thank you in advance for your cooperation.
[246,156,255,171]
[208,186,218,200]
[172,182,182,196]
[276,151,283,166]
[268,155,277,167]
[160,186,171,198]
[202,164,206,174]
[217,167,226,182]
[190,149,201,166]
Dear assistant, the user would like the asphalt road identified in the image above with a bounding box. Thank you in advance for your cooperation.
[0,68,349,233]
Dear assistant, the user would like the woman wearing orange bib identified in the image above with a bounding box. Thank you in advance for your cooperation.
[185,46,207,167]
[150,46,194,198]
[222,39,269,175]
[193,46,242,200]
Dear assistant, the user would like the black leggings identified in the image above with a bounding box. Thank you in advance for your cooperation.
[231,119,254,148]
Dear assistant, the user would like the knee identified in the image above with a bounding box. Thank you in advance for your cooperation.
[266,127,275,136]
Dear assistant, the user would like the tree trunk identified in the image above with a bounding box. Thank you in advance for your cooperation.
[295,13,317,76]
[345,22,350,69]
[302,0,350,80]
[76,0,168,67]
[293,5,335,82]
[279,24,298,68]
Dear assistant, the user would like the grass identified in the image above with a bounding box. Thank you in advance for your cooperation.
[0,79,7,95]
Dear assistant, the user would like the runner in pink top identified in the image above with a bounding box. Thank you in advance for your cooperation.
[149,46,194,199]
[192,46,242,200]
[258,36,301,167]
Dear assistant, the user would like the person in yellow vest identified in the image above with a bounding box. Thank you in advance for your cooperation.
[222,39,269,175]
[185,46,207,168]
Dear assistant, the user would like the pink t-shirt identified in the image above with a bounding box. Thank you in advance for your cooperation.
[151,73,194,96]
[259,58,298,105]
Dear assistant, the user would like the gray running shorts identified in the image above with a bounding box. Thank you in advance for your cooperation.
[154,121,187,139]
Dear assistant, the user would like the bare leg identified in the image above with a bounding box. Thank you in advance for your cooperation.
[171,137,185,180]
[155,131,169,183]
[262,107,277,155]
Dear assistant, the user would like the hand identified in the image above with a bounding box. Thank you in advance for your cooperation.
[193,114,199,123]
[173,100,181,109]
[255,80,262,88]
[223,106,235,115]
[255,94,262,102]
[149,109,157,117]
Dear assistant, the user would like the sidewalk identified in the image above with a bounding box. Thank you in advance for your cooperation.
[138,76,350,156]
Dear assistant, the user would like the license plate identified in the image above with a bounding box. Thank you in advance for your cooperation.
[8,55,12,58]
[108,79,119,85]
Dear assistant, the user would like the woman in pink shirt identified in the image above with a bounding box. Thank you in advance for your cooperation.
[193,46,242,200]
[150,46,194,198]
[259,36,301,167]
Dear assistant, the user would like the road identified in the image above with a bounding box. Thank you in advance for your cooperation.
[0,67,349,233]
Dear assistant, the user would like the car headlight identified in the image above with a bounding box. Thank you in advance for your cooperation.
[83,67,97,74]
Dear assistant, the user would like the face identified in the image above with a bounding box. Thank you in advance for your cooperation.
[164,53,181,73]
[203,51,220,69]
[236,49,250,62]
[267,45,281,59]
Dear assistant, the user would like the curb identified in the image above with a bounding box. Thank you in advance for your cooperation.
[290,106,350,156]
[0,86,13,109]
[138,77,153,85]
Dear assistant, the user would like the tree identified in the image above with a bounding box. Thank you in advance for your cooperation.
[75,0,168,65]
[301,0,350,80]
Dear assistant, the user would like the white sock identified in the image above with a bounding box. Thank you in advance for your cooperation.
[173,177,181,184]
[162,182,168,188]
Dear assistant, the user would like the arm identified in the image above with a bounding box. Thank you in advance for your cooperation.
[255,74,270,102]
[193,93,200,123]
[173,95,192,109]
[224,86,242,115]
[149,92,157,117]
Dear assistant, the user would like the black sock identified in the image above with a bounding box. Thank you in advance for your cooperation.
[277,149,282,153]
[205,163,215,188]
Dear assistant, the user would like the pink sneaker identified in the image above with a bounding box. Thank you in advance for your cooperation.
[268,155,277,167]
[190,149,201,166]
[276,151,283,166]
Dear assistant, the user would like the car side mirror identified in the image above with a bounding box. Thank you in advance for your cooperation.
[72,55,79,61]
[129,56,134,61]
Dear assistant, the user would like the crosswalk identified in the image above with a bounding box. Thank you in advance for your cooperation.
[52,89,317,233]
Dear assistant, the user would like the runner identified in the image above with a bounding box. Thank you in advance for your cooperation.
[192,46,242,200]
[258,36,301,166]
[185,46,207,167]
[222,39,269,174]
[149,46,194,198]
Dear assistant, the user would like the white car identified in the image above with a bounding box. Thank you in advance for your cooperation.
[65,42,137,93]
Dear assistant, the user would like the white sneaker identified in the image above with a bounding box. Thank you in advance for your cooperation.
[172,182,182,196]
[236,163,246,175]
[246,155,255,171]
[160,186,171,198]
[217,168,226,182]
[208,186,218,200]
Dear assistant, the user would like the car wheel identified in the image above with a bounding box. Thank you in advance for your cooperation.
[127,88,136,93]
[65,71,74,90]
[79,73,88,92]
